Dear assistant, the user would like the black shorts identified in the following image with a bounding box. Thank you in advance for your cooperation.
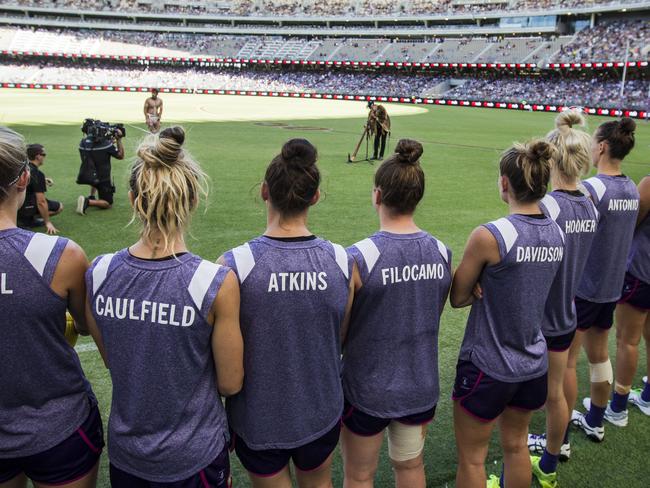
[47,199,61,213]
[232,422,340,477]
[575,296,617,330]
[17,199,60,220]
[0,403,104,484]
[618,272,650,311]
[545,329,577,352]
[452,360,547,422]
[109,444,230,488]
[96,180,115,205]
[342,400,436,436]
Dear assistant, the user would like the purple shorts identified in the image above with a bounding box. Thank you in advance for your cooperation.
[232,422,340,477]
[575,296,617,330]
[109,444,230,488]
[545,328,577,352]
[452,360,547,422]
[342,399,436,436]
[0,403,103,485]
[618,272,650,310]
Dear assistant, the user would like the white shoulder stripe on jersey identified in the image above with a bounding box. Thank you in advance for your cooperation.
[541,194,561,221]
[232,243,255,284]
[332,243,349,279]
[24,233,58,277]
[554,222,566,243]
[490,217,519,253]
[353,238,380,273]
[584,176,607,203]
[188,260,221,311]
[436,239,449,264]
[92,253,115,294]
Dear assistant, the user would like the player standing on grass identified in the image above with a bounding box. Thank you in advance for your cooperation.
[84,127,244,487]
[340,139,451,488]
[609,174,650,421]
[0,126,103,488]
[526,110,599,488]
[221,139,354,488]
[144,88,163,133]
[451,140,564,488]
[569,118,639,440]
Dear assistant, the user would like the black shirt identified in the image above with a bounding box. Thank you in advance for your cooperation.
[19,162,46,213]
[79,137,120,182]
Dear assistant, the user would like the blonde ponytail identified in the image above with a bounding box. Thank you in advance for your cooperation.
[129,127,208,251]
[546,110,591,182]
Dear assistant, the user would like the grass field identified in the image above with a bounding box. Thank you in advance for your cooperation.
[4,89,649,487]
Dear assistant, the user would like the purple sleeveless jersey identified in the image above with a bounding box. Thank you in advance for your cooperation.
[87,250,231,482]
[539,191,599,336]
[577,175,640,302]
[0,228,93,458]
[343,231,451,418]
[223,236,352,450]
[458,215,565,382]
[628,175,650,284]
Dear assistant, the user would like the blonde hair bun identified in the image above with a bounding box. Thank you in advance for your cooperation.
[556,109,585,130]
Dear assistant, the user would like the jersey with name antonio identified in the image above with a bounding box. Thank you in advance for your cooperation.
[222,236,352,450]
[577,174,640,303]
[539,191,599,336]
[459,214,565,382]
[0,228,94,458]
[627,175,650,284]
[87,249,230,483]
[343,231,451,418]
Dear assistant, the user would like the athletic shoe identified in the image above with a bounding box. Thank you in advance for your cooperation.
[486,474,501,488]
[628,389,650,416]
[571,409,604,442]
[527,433,571,461]
[76,195,88,215]
[583,397,628,427]
[531,455,558,488]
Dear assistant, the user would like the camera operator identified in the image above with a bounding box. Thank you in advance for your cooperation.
[76,121,124,215]
[17,144,62,234]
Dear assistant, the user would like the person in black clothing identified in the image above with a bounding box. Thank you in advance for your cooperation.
[17,144,62,234]
[76,126,124,215]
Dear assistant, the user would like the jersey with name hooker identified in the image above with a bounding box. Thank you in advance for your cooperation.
[87,249,230,483]
[223,236,352,450]
[458,214,565,382]
[344,231,451,418]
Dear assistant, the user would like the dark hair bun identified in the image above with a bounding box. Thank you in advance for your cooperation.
[619,117,636,135]
[281,138,317,169]
[160,126,185,146]
[395,139,423,165]
[526,140,556,163]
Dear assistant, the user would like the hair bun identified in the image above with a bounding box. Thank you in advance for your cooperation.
[526,140,557,163]
[395,139,423,165]
[160,126,185,146]
[281,138,317,169]
[556,109,585,130]
[618,117,636,135]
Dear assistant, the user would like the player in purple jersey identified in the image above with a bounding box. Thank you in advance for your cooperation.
[0,126,103,488]
[526,110,599,487]
[451,140,563,488]
[569,118,640,441]
[611,175,650,420]
[341,140,452,488]
[220,139,354,488]
[84,127,243,488]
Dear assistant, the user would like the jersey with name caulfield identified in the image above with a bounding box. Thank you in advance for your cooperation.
[627,175,650,284]
[222,236,352,450]
[0,228,92,459]
[458,214,565,382]
[539,191,599,336]
[87,249,230,483]
[343,231,451,418]
[577,174,640,303]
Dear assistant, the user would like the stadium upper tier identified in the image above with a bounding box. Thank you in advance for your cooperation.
[1,0,643,18]
[0,21,647,64]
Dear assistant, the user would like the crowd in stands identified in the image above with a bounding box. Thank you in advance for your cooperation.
[0,59,646,109]
[4,0,630,16]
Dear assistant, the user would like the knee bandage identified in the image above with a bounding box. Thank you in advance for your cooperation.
[589,360,613,384]
[387,421,426,462]
[615,382,632,394]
